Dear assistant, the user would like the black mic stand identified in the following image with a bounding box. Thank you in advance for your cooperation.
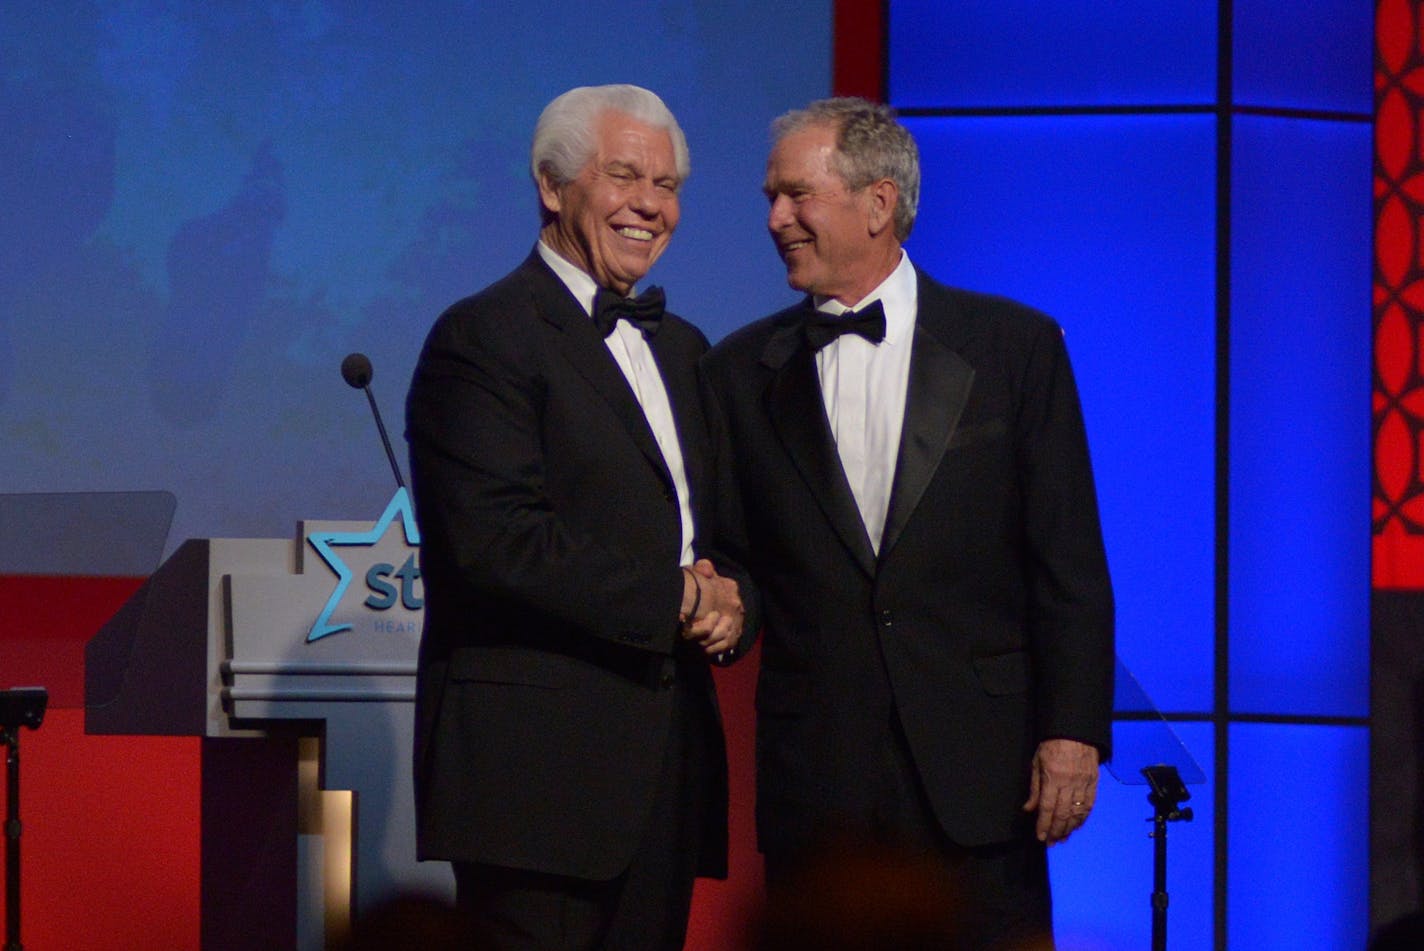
[1142,764,1193,951]
[0,688,47,951]
[341,353,406,489]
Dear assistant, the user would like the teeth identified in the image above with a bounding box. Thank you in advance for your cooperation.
[784,240,809,252]
[618,227,653,240]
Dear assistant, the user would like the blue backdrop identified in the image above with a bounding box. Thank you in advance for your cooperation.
[0,1,830,552]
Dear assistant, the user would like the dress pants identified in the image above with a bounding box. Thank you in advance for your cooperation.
[762,710,1053,951]
[454,659,710,951]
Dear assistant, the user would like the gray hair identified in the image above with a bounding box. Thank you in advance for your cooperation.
[772,97,920,241]
[531,84,690,188]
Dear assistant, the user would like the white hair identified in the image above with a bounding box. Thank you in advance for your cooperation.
[530,84,690,188]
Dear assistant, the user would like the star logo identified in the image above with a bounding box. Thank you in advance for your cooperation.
[306,488,421,642]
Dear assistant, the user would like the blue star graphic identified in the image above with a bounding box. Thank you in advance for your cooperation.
[306,487,421,642]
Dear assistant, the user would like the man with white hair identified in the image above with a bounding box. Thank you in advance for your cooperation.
[406,84,753,951]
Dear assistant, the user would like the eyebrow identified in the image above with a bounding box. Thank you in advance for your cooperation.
[764,176,808,195]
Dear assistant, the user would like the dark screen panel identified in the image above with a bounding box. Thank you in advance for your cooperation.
[1233,0,1373,113]
[1228,116,1371,716]
[888,0,1217,108]
[903,114,1217,713]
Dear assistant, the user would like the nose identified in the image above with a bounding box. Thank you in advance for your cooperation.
[629,179,661,217]
[767,193,794,232]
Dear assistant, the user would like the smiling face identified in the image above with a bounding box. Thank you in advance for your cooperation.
[538,110,681,295]
[763,122,899,305]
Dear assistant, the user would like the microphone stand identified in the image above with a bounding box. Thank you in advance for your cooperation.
[2,724,22,951]
[0,688,46,951]
[1142,765,1193,951]
[359,382,406,490]
[341,353,406,490]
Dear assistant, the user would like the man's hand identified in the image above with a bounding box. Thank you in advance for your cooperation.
[680,559,744,656]
[1022,738,1100,845]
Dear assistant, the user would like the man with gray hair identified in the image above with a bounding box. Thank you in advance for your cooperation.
[406,83,754,950]
[703,97,1114,948]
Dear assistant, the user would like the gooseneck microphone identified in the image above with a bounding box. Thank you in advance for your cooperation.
[341,352,406,490]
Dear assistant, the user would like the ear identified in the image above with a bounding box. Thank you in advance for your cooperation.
[865,178,899,237]
[536,167,563,217]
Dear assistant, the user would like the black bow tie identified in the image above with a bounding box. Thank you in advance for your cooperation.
[802,299,887,351]
[593,286,666,338]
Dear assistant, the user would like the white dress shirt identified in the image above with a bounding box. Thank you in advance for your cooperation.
[537,242,696,566]
[813,250,918,554]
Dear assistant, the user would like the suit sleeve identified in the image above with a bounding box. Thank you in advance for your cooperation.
[1017,319,1116,759]
[406,303,683,654]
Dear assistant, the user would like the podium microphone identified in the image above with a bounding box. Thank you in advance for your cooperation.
[341,352,406,490]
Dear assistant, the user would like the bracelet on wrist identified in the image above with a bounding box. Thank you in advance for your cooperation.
[680,566,702,622]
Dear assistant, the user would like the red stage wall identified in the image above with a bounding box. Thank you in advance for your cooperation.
[0,576,200,951]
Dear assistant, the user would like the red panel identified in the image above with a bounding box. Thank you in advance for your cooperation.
[0,710,200,951]
[1375,521,1424,587]
[0,574,201,949]
[687,642,764,950]
[1374,0,1424,590]
[833,0,885,100]
[0,575,144,707]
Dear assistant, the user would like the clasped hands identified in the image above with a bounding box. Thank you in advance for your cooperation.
[679,558,744,656]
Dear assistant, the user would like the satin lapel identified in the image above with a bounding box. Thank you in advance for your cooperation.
[879,318,975,562]
[766,345,878,577]
[529,261,674,489]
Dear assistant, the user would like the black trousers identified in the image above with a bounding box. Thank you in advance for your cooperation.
[453,673,711,951]
[761,712,1053,951]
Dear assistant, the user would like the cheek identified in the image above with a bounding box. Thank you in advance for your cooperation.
[798,211,826,244]
[661,200,681,232]
[579,186,617,221]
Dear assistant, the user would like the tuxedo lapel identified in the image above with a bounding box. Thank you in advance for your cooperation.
[526,258,675,490]
[763,331,878,577]
[879,288,975,561]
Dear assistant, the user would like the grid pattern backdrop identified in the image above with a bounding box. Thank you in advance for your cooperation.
[880,2,1372,948]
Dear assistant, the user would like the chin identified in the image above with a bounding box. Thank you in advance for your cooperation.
[784,263,818,290]
[615,261,653,285]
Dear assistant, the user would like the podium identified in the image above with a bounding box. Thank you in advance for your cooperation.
[85,489,445,949]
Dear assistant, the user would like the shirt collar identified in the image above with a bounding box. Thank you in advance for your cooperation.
[537,240,614,318]
[813,250,917,347]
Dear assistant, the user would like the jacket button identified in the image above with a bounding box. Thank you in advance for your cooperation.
[879,610,893,628]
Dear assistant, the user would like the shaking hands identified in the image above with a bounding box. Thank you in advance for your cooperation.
[679,558,744,656]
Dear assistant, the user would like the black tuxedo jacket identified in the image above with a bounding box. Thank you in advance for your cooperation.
[405,251,748,880]
[702,266,1114,852]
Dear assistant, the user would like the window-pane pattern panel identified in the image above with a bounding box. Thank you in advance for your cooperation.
[1229,116,1371,716]
[889,1,1217,108]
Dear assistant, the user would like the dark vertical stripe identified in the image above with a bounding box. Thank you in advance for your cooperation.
[1215,4,1234,949]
